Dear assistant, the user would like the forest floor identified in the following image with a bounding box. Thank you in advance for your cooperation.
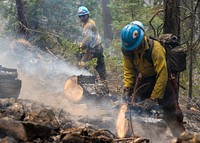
[16,71,200,143]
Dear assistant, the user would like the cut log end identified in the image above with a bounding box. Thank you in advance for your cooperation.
[64,76,83,102]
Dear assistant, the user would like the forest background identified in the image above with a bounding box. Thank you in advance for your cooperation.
[0,0,199,99]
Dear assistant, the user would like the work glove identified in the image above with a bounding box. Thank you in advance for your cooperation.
[80,43,87,51]
[78,61,87,68]
[138,98,157,110]
[122,87,133,103]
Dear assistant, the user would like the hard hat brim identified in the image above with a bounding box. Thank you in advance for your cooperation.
[122,30,144,51]
[78,13,86,16]
[78,13,89,16]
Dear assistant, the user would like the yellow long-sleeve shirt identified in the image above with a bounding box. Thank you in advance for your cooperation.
[123,37,168,99]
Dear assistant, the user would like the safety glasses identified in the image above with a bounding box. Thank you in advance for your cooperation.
[79,15,85,18]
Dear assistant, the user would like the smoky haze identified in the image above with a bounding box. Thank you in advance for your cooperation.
[0,36,90,102]
[0,36,119,134]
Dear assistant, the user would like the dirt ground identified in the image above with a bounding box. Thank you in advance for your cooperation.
[18,73,120,134]
[16,71,200,143]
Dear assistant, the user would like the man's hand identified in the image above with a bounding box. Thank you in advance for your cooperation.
[80,43,87,51]
[138,98,157,110]
[122,87,133,103]
[78,61,86,67]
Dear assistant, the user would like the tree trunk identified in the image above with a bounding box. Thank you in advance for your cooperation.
[163,0,180,36]
[15,0,28,37]
[188,0,194,99]
[101,0,113,47]
[163,0,181,100]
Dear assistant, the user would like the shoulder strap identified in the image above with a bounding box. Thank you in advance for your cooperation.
[145,38,154,65]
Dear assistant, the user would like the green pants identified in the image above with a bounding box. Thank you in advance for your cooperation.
[134,75,185,137]
[79,44,107,80]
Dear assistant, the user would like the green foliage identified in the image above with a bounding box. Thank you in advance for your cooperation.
[0,1,18,36]
[179,64,200,97]
[108,0,157,34]
[104,38,123,78]
[0,0,104,76]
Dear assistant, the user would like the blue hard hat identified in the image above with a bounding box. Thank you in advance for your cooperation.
[130,20,144,31]
[121,24,144,51]
[78,6,89,16]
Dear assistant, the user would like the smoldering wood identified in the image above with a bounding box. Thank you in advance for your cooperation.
[0,65,21,99]
[0,96,200,142]
[0,65,18,79]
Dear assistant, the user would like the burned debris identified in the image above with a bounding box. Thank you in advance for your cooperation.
[0,65,21,99]
[0,98,151,143]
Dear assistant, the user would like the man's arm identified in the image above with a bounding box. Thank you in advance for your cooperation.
[122,54,137,103]
[123,55,136,88]
[150,41,168,99]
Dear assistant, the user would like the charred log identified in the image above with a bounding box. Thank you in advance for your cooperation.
[0,65,21,99]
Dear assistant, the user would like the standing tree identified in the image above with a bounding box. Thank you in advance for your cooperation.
[101,0,113,46]
[15,0,28,37]
[163,0,181,99]
[164,0,200,98]
[182,0,200,99]
[163,0,180,36]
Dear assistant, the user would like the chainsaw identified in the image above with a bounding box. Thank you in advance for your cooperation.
[116,100,165,138]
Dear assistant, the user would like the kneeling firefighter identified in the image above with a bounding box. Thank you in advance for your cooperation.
[121,21,185,137]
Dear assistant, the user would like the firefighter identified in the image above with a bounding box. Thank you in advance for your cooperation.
[121,21,185,137]
[77,6,107,81]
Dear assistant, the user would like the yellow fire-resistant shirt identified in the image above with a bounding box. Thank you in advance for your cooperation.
[81,18,101,49]
[123,37,168,99]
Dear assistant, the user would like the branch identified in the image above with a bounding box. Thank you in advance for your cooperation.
[149,9,164,37]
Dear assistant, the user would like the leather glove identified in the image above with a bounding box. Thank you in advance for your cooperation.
[122,87,133,103]
[138,98,157,110]
[80,43,87,51]
[78,61,86,67]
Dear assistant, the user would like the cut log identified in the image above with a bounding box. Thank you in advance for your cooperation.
[64,75,111,103]
[64,76,84,102]
[0,65,22,99]
[116,104,129,138]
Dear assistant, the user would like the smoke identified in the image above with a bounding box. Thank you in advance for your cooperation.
[130,119,173,143]
[0,36,119,134]
[0,36,173,140]
[0,37,90,99]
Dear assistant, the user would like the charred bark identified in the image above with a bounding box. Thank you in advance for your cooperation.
[163,0,181,100]
[163,0,180,37]
[0,65,21,99]
[15,0,28,37]
[101,0,113,47]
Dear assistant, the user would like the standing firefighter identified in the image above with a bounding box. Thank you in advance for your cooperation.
[121,21,185,137]
[77,6,107,81]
